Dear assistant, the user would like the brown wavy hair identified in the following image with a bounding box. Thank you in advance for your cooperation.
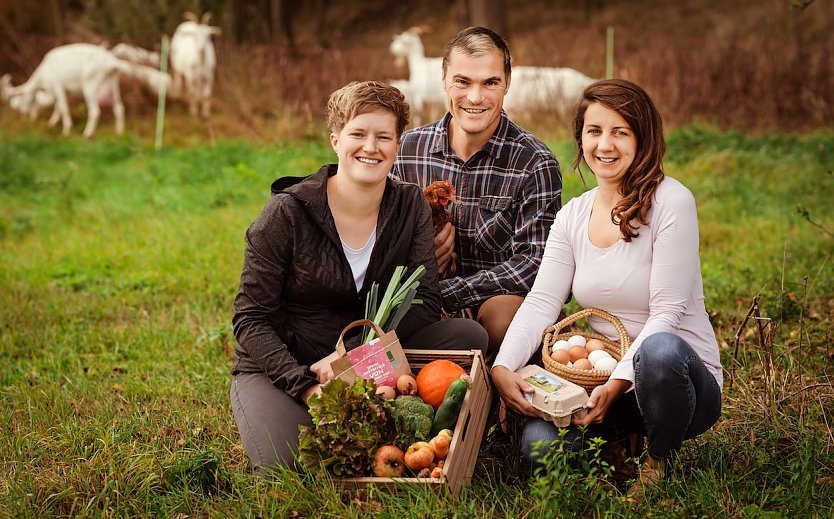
[571,79,665,242]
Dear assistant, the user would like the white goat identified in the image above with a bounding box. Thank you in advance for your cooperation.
[121,63,176,98]
[387,79,415,108]
[3,73,60,127]
[4,63,173,131]
[2,73,57,124]
[504,66,595,121]
[3,43,131,137]
[389,27,446,122]
[110,42,161,68]
[13,91,58,122]
[170,11,220,118]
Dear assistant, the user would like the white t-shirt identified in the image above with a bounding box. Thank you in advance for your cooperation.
[341,229,377,292]
[494,177,723,389]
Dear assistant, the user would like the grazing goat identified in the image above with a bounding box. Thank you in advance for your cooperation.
[110,43,161,68]
[170,11,220,118]
[3,43,131,137]
[504,66,595,121]
[389,27,446,122]
[4,64,173,132]
[2,73,58,123]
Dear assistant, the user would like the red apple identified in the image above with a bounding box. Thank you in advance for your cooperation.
[404,441,435,471]
[373,445,406,478]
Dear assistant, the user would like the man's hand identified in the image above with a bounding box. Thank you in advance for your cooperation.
[491,365,543,418]
[434,222,455,276]
[572,378,631,426]
[310,351,339,384]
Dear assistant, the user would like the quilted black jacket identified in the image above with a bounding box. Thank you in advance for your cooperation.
[231,164,440,399]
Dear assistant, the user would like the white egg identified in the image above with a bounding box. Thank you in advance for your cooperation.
[587,350,611,364]
[551,340,571,353]
[593,356,618,371]
[567,335,587,347]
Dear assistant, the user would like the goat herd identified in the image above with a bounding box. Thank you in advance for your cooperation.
[1,21,594,138]
[1,12,219,138]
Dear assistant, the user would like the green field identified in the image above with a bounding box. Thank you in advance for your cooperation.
[1,126,833,517]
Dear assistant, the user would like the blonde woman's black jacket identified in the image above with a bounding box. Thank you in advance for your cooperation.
[231,164,441,400]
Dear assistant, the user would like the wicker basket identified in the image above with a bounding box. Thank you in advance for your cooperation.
[541,308,631,390]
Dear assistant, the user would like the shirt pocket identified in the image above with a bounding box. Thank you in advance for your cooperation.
[474,195,514,253]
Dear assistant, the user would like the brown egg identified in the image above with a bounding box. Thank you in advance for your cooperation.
[550,349,571,365]
[568,345,589,362]
[586,338,606,352]
[572,358,593,370]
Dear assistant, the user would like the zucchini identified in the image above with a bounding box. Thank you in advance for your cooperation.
[431,374,471,436]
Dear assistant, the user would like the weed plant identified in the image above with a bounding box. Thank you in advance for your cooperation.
[1,126,833,516]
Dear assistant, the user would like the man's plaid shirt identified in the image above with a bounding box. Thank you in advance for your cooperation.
[392,111,562,312]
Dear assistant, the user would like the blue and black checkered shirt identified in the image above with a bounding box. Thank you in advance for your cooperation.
[392,111,562,312]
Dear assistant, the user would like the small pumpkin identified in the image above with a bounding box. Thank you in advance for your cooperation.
[415,360,466,410]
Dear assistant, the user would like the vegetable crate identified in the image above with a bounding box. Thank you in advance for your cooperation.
[335,348,493,497]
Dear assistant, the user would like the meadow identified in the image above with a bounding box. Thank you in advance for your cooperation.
[1,123,833,517]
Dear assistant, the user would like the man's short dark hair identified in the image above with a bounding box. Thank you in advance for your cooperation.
[442,26,512,80]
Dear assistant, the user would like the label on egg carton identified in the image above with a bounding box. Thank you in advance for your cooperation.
[516,364,589,427]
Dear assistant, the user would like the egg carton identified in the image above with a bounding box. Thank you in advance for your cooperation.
[516,364,589,427]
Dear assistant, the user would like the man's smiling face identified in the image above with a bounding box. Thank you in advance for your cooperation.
[443,48,509,142]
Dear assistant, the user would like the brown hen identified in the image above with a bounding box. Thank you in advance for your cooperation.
[424,180,457,235]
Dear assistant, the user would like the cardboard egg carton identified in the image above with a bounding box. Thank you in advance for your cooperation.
[516,364,589,427]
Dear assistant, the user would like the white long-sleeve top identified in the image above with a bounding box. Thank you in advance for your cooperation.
[494,176,723,390]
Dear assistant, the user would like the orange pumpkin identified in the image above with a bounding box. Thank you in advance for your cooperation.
[415,360,466,410]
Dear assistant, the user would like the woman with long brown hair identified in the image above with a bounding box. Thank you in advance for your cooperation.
[490,79,722,492]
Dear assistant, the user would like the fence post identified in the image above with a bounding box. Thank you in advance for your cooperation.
[606,25,614,79]
[155,35,169,151]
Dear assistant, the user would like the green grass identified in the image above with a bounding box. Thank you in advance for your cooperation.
[1,126,833,517]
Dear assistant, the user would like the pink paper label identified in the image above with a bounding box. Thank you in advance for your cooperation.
[346,338,397,387]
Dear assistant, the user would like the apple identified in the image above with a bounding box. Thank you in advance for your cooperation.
[404,441,435,471]
[373,445,406,478]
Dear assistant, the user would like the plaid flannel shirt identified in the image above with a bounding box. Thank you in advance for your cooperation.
[392,111,562,312]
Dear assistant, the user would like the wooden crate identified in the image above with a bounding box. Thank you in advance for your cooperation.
[335,348,493,497]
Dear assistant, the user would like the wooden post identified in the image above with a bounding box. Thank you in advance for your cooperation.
[155,35,169,151]
[605,25,614,79]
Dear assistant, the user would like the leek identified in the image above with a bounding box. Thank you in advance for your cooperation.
[362,265,426,342]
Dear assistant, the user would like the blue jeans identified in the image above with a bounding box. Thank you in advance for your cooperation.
[522,332,722,465]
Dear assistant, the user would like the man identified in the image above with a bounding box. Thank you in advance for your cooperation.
[392,26,562,363]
